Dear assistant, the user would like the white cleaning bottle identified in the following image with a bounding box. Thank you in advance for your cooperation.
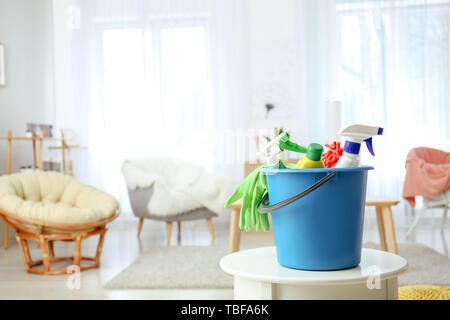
[256,132,290,168]
[335,124,383,168]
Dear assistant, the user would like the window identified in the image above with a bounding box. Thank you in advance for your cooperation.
[101,22,213,169]
[338,1,450,143]
[338,1,450,199]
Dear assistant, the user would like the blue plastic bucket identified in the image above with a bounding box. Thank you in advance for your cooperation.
[259,166,373,271]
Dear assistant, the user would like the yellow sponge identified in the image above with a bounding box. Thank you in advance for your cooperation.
[398,285,450,300]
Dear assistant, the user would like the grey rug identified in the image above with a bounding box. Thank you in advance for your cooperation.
[104,242,449,289]
[364,242,450,286]
[104,245,233,290]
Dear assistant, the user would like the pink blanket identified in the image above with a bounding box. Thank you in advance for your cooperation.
[403,147,450,207]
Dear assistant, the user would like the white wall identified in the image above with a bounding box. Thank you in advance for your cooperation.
[245,0,301,140]
[0,0,54,241]
[52,0,76,130]
[0,0,54,173]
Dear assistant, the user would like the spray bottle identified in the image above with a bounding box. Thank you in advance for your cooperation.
[257,132,304,168]
[335,124,383,168]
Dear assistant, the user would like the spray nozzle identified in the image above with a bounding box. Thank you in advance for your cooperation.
[279,138,308,154]
[279,131,290,142]
[256,131,313,168]
[339,124,383,157]
[365,137,375,156]
[364,127,383,156]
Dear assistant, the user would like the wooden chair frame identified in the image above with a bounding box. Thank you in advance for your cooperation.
[0,209,119,275]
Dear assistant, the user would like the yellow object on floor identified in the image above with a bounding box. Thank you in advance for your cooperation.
[398,285,450,300]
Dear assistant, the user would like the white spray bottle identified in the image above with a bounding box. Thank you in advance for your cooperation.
[335,124,383,168]
[256,132,288,168]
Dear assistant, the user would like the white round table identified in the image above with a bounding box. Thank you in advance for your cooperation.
[220,247,408,300]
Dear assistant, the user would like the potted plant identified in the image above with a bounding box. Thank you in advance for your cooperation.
[25,129,33,138]
[20,165,33,173]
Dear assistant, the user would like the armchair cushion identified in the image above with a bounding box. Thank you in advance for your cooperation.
[122,157,231,217]
[0,171,118,224]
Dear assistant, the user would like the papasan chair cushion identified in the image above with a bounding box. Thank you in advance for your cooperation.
[0,171,118,225]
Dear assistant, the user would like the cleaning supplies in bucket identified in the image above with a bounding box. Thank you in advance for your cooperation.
[224,123,383,271]
[335,124,383,168]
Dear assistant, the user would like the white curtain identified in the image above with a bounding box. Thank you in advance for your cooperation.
[293,0,341,144]
[294,0,450,220]
[64,0,247,213]
[336,0,450,217]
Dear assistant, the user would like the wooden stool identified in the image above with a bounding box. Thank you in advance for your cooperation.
[366,197,399,254]
[228,198,399,255]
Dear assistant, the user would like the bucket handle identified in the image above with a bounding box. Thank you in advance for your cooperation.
[257,171,337,213]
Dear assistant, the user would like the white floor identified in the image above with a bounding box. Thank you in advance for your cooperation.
[0,209,448,300]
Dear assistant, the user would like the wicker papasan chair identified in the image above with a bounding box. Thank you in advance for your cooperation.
[0,171,119,275]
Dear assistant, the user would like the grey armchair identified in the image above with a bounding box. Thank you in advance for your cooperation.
[127,185,217,245]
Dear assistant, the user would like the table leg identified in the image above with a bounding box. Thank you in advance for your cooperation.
[234,276,273,300]
[32,138,37,169]
[386,277,398,300]
[61,130,66,174]
[229,208,241,253]
[38,130,44,171]
[382,206,398,254]
[233,278,395,300]
[375,206,387,252]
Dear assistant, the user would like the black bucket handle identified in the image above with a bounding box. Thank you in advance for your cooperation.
[257,171,337,213]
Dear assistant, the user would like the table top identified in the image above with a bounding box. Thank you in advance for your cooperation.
[0,137,58,141]
[365,197,400,206]
[220,247,408,285]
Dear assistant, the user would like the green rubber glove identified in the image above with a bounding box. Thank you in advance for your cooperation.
[224,161,285,232]
[241,171,257,232]
[251,172,270,231]
[224,166,261,231]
